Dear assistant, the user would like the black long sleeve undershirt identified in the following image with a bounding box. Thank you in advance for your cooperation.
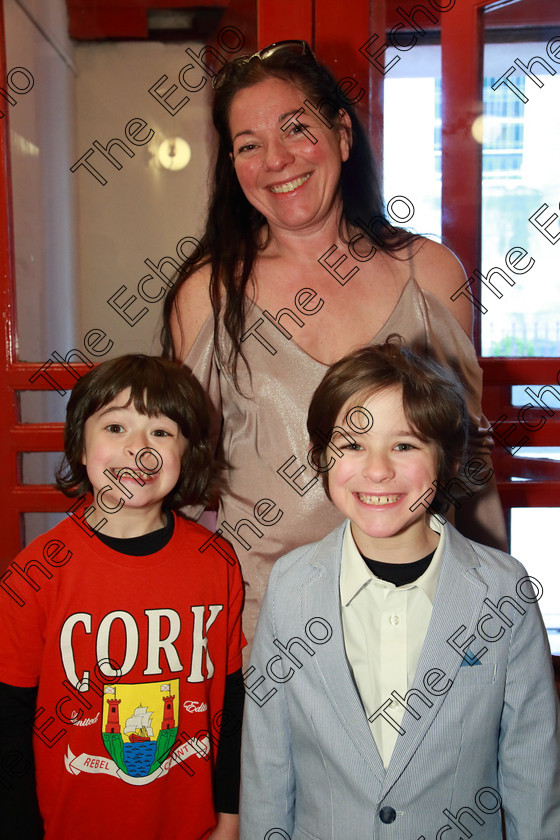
[0,682,44,839]
[213,667,245,813]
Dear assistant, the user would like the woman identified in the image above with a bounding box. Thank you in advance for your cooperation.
[162,40,507,646]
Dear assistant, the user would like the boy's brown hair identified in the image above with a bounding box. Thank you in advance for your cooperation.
[56,354,216,508]
[306,337,470,514]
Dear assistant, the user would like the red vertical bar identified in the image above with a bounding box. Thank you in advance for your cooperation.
[440,1,484,349]
[0,0,23,568]
[217,0,258,54]
[256,0,313,47]
[315,0,382,167]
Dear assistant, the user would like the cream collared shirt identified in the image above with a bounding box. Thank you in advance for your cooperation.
[340,517,445,767]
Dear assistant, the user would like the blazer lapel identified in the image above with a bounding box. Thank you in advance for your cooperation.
[380,525,488,797]
[303,524,387,784]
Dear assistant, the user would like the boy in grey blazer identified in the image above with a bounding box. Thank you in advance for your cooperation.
[240,339,560,840]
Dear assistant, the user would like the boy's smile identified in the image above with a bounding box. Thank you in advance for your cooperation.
[327,385,440,562]
[107,465,158,483]
[81,388,187,537]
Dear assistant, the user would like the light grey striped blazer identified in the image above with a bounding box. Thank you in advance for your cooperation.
[240,521,560,840]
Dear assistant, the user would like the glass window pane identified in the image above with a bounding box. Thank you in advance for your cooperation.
[482,4,560,357]
[511,384,560,408]
[383,45,442,238]
[19,390,68,424]
[511,508,560,653]
[22,452,62,485]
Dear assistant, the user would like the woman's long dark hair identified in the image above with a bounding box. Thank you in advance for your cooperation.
[161,48,415,388]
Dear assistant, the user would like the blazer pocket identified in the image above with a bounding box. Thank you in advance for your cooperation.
[456,660,499,685]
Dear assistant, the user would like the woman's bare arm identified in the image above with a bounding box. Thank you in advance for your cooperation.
[412,238,473,338]
[169,264,214,360]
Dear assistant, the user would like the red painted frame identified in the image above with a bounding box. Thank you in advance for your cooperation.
[441,0,560,513]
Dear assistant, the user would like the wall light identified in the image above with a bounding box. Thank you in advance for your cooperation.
[157,137,191,171]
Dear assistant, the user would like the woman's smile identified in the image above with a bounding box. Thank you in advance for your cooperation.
[268,173,312,193]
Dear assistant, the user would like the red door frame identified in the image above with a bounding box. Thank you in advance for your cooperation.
[0,1,89,568]
[1,0,559,571]
[440,0,560,510]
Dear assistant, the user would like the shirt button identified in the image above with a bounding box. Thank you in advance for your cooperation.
[379,806,397,824]
[389,615,400,626]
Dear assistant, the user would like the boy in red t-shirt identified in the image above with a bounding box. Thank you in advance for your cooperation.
[0,355,245,840]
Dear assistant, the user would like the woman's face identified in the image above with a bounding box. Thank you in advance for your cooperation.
[228,76,351,235]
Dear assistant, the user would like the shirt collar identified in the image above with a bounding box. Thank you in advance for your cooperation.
[340,517,445,608]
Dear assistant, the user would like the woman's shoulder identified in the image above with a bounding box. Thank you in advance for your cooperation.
[171,263,214,359]
[408,236,472,336]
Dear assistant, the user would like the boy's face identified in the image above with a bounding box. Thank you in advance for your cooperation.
[81,388,187,519]
[327,385,439,559]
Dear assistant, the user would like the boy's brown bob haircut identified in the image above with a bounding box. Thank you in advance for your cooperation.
[56,354,215,509]
[307,337,470,515]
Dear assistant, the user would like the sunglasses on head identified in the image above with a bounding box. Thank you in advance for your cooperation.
[212,40,316,90]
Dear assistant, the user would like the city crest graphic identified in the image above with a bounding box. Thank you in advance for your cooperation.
[65,679,209,785]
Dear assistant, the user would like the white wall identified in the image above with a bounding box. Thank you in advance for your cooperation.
[6,0,78,371]
[73,40,213,357]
